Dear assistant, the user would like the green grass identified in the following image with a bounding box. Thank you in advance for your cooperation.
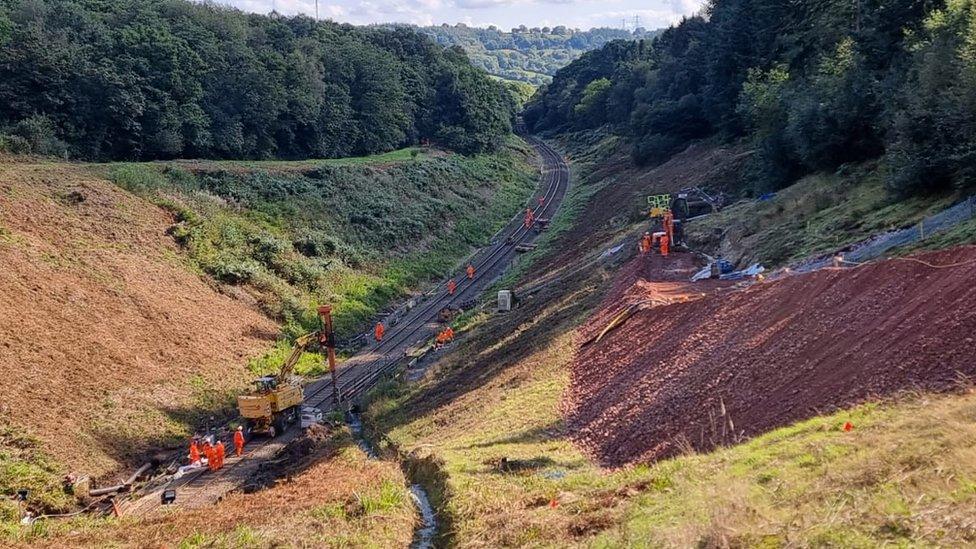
[247,342,328,378]
[902,211,976,254]
[0,424,73,534]
[370,289,976,546]
[191,147,431,169]
[686,165,964,268]
[178,525,266,549]
[106,148,432,175]
[355,479,406,516]
[365,137,976,545]
[104,137,538,342]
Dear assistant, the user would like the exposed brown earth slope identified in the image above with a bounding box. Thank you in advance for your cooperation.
[567,247,976,466]
[536,139,747,277]
[0,163,276,476]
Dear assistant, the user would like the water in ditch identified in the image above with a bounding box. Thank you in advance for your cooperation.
[346,410,436,548]
[408,484,436,548]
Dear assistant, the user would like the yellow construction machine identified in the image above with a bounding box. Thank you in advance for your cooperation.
[237,306,337,437]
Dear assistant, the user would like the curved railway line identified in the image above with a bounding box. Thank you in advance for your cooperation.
[123,136,570,516]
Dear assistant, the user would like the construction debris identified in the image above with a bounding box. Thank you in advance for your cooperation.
[691,258,735,281]
[568,247,976,466]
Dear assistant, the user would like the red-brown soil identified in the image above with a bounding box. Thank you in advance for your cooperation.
[0,163,277,476]
[535,140,747,277]
[566,247,976,467]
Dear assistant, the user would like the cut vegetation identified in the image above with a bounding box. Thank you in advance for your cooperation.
[0,139,538,530]
[368,134,976,547]
[14,430,415,548]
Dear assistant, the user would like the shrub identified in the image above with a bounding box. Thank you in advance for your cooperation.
[208,256,261,284]
[8,115,68,158]
[631,133,684,166]
[0,134,29,155]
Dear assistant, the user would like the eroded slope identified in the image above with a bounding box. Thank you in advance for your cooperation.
[0,163,276,476]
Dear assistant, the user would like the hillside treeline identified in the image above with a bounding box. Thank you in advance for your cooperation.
[524,0,976,196]
[417,24,660,85]
[0,0,516,161]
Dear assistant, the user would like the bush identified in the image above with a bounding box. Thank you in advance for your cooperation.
[0,134,29,155]
[208,256,261,284]
[109,165,170,194]
[8,115,68,158]
[631,133,684,166]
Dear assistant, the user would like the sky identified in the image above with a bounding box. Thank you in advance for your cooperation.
[215,0,706,31]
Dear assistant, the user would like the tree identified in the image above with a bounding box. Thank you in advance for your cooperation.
[0,0,515,161]
[573,78,611,126]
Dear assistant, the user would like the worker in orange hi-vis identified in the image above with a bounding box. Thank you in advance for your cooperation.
[524,208,535,229]
[659,233,670,257]
[189,438,201,464]
[663,210,675,237]
[203,440,215,471]
[215,440,226,470]
[640,232,653,255]
[447,279,457,295]
[233,426,245,457]
[466,264,475,280]
[444,327,455,341]
[374,322,385,342]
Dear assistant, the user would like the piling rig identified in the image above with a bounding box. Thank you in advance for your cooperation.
[237,306,337,437]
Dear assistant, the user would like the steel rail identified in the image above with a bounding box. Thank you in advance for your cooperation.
[303,137,569,409]
[125,137,569,516]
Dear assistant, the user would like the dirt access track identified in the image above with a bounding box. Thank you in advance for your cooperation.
[567,247,976,467]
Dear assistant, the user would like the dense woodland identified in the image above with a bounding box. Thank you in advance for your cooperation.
[416,24,661,85]
[0,0,516,161]
[524,0,976,196]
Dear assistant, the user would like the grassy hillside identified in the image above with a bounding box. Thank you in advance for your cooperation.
[685,165,967,268]
[108,139,538,344]
[372,310,976,546]
[0,160,277,501]
[365,137,976,547]
[0,139,538,529]
[544,129,972,271]
[414,25,660,85]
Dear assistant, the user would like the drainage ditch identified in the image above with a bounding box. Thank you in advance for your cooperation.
[346,408,437,549]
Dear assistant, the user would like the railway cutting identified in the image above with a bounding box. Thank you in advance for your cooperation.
[122,136,571,516]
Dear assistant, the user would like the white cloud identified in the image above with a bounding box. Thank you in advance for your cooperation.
[214,0,703,29]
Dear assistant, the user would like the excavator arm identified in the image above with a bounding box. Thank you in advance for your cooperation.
[276,306,336,383]
[276,332,318,383]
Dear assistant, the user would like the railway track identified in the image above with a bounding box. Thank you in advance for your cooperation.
[123,136,570,516]
[305,135,569,409]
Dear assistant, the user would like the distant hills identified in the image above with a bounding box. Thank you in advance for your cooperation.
[415,25,662,85]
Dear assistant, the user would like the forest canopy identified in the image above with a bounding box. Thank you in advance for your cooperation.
[0,0,517,161]
[524,0,976,197]
[414,24,661,86]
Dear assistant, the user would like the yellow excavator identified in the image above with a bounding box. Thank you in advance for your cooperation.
[237,306,338,437]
